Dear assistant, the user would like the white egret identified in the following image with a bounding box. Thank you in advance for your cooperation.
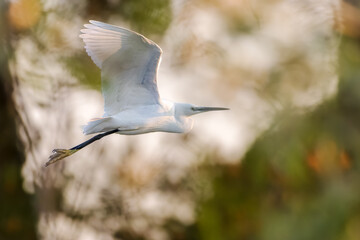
[46,20,228,167]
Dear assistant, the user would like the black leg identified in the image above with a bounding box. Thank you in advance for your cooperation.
[70,129,119,150]
[45,129,119,167]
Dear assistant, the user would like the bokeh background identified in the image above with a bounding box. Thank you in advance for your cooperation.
[1,0,360,239]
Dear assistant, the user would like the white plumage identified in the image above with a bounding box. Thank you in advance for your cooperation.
[80,20,162,116]
[46,20,228,167]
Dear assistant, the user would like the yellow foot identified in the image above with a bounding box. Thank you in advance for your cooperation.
[45,149,78,167]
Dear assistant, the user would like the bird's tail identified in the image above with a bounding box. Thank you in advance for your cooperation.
[82,117,112,135]
[45,149,78,167]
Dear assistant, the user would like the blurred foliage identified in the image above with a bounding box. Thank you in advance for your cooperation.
[87,0,172,36]
[63,54,101,90]
[117,0,172,36]
[4,0,360,240]
[189,36,360,240]
[0,4,37,239]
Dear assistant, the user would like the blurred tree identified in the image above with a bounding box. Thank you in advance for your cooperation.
[7,0,360,239]
[190,22,360,240]
[0,3,37,240]
[117,0,172,35]
[85,0,171,35]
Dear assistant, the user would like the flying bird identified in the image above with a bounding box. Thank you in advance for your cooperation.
[46,20,228,167]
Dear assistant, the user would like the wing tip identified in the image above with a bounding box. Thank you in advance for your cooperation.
[89,20,107,28]
[89,19,98,24]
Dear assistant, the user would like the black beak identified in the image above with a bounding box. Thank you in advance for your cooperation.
[193,107,230,112]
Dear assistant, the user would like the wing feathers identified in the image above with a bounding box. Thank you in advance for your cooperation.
[79,23,142,69]
[80,20,163,115]
[79,25,125,68]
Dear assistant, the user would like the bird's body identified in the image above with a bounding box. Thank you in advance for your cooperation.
[83,100,194,135]
[46,20,228,167]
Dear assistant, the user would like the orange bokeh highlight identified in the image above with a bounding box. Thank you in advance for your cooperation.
[8,0,41,30]
[306,139,352,176]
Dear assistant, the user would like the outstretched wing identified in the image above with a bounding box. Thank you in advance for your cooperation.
[80,20,162,116]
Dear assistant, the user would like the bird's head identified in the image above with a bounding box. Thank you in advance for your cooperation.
[176,103,229,117]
